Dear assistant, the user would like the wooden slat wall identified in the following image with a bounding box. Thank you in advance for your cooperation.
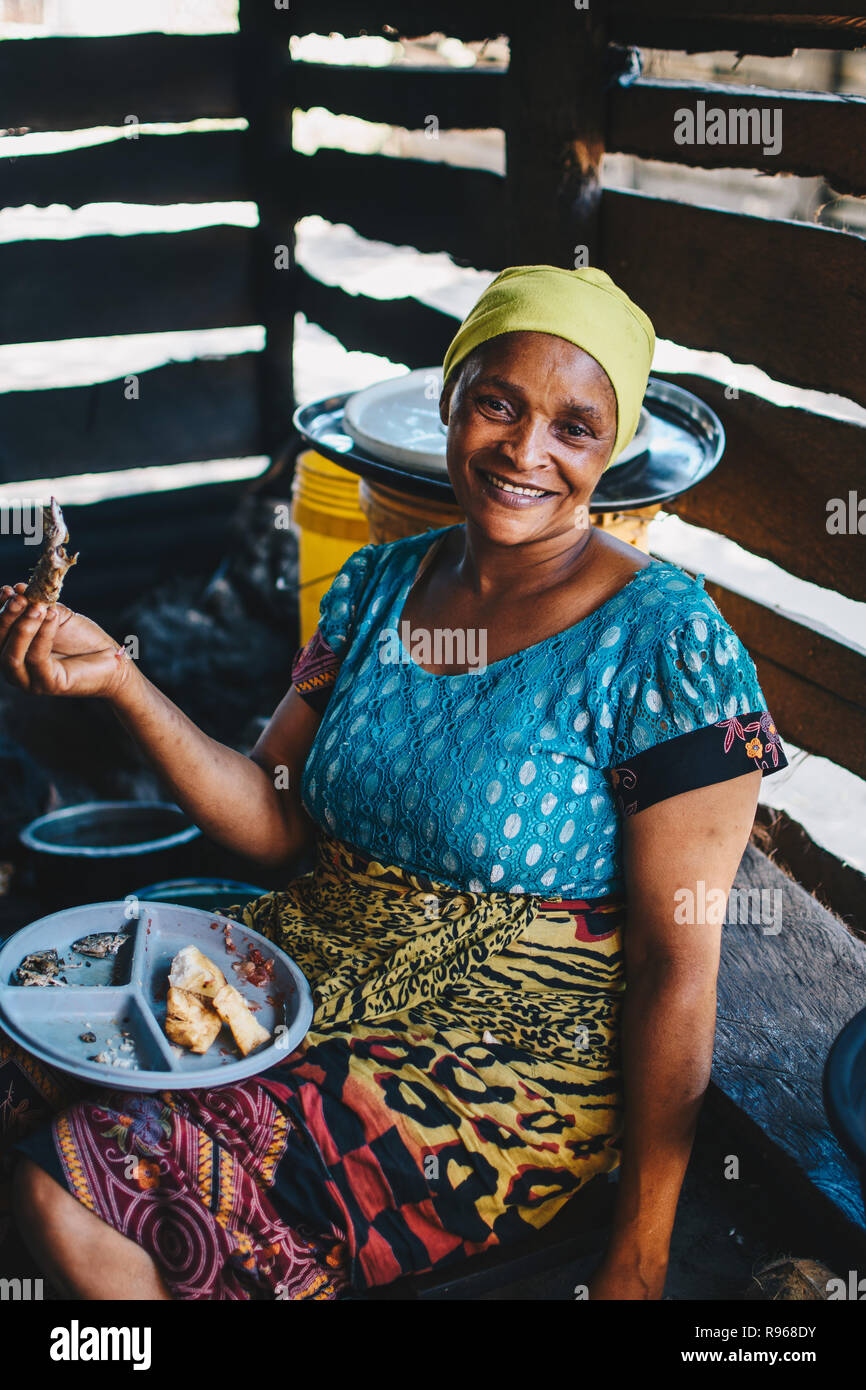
[0,34,240,132]
[608,81,866,197]
[602,189,866,410]
[294,148,508,267]
[504,7,606,266]
[706,582,866,782]
[596,4,866,787]
[0,28,267,504]
[615,1,866,14]
[285,1,505,42]
[0,227,256,345]
[607,10,866,55]
[0,356,263,480]
[656,373,866,605]
[2,131,248,209]
[295,266,458,368]
[292,61,505,129]
[0,34,240,131]
[237,2,299,461]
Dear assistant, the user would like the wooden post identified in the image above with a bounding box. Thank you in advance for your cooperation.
[236,2,297,469]
[504,4,608,267]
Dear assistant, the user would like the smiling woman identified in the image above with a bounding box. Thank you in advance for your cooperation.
[2,265,788,1302]
[445,334,618,524]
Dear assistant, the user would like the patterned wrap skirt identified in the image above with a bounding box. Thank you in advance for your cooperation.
[2,830,626,1298]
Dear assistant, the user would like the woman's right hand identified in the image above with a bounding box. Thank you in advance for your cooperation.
[0,582,135,701]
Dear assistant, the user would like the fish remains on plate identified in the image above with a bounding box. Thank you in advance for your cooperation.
[15,949,68,987]
[166,945,271,1058]
[71,932,129,959]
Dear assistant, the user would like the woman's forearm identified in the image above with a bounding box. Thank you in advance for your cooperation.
[604,961,717,1292]
[109,662,308,866]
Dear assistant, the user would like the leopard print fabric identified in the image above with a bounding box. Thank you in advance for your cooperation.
[232,830,627,1287]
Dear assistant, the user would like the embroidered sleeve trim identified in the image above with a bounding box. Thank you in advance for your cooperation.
[291,628,341,715]
[608,710,788,816]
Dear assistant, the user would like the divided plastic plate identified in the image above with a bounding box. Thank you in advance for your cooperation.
[0,901,314,1091]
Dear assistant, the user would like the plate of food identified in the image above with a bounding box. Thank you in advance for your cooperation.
[0,901,314,1090]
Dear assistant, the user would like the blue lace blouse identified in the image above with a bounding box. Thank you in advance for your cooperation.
[293,526,787,898]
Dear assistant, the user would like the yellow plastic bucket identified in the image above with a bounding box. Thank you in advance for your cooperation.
[359,478,658,551]
[359,479,464,546]
[597,504,661,553]
[292,451,369,644]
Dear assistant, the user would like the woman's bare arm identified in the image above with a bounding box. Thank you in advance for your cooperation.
[589,769,762,1300]
[0,587,322,868]
[111,668,321,868]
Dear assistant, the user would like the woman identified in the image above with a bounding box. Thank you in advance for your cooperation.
[0,266,787,1301]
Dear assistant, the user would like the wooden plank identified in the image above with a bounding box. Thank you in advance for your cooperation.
[2,130,249,209]
[746,649,866,783]
[238,1,298,463]
[294,148,508,267]
[608,80,866,197]
[602,191,866,410]
[292,60,505,130]
[283,1,506,42]
[714,842,866,1243]
[607,12,866,54]
[705,582,866,711]
[609,1,866,16]
[295,265,459,367]
[504,7,606,265]
[0,356,264,483]
[0,34,240,134]
[655,372,866,604]
[753,804,866,942]
[703,582,866,781]
[0,226,256,345]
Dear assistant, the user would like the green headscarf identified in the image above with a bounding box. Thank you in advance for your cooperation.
[442,265,655,467]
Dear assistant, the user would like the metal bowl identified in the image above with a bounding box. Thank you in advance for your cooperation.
[293,374,725,512]
[20,801,201,910]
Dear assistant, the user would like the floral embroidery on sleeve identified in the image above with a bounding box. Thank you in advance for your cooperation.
[717,711,783,770]
[608,709,788,816]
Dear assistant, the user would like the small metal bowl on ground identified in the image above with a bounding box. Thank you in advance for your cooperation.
[20,801,202,911]
[130,878,269,915]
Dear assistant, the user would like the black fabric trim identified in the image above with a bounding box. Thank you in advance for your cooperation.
[608,710,788,816]
[294,684,335,716]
